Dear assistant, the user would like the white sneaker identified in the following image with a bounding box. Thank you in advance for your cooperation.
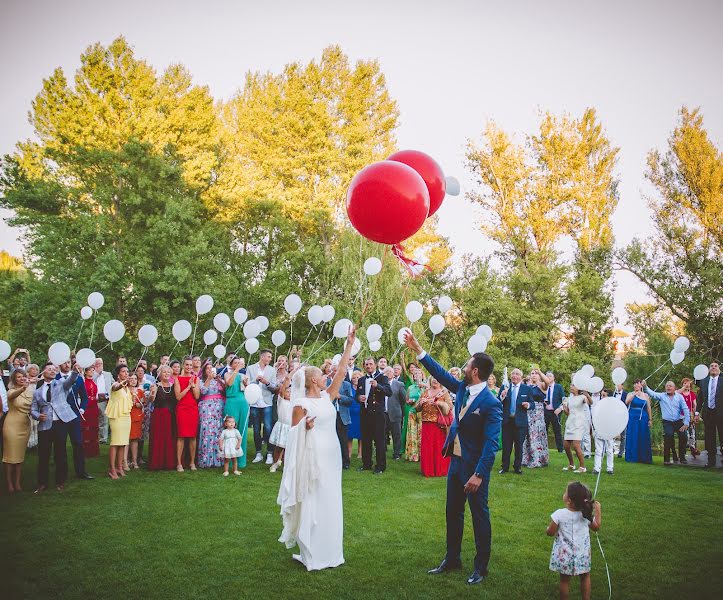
[252,453,263,463]
[223,471,229,477]
[265,453,273,465]
[269,462,279,473]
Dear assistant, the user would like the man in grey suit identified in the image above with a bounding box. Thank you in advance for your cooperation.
[385,366,407,460]
[331,364,354,469]
[30,361,82,493]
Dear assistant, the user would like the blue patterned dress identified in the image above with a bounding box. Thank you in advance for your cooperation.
[197,378,226,468]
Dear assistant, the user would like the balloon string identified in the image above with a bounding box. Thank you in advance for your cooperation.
[655,367,674,390]
[390,342,404,362]
[288,318,294,358]
[643,360,670,382]
[305,335,334,364]
[298,325,315,355]
[591,441,612,600]
[356,245,389,327]
[168,341,180,362]
[96,342,110,353]
[134,346,148,372]
[225,323,240,349]
[89,312,98,348]
[190,314,199,357]
[387,277,412,348]
[74,321,85,352]
[428,333,436,355]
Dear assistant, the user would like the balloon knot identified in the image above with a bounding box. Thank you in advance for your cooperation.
[391,244,431,278]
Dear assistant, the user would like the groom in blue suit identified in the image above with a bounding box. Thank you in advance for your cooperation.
[404,331,501,585]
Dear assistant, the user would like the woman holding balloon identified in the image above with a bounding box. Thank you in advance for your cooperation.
[107,365,134,479]
[174,357,200,471]
[561,384,592,473]
[624,380,653,464]
[148,366,176,470]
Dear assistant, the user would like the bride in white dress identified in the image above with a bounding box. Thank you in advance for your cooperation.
[277,325,356,571]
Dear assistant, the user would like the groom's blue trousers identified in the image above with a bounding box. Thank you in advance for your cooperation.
[445,455,491,575]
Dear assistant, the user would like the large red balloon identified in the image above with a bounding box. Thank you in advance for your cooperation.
[346,161,430,245]
[387,150,446,217]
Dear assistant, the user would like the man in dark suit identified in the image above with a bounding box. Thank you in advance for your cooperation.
[498,368,540,474]
[345,356,362,383]
[403,330,501,586]
[384,366,406,460]
[356,357,392,474]
[698,361,722,468]
[540,370,565,452]
[611,383,628,457]
[57,360,92,480]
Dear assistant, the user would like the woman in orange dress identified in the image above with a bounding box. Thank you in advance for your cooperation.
[128,374,146,469]
[416,377,453,477]
[174,356,200,471]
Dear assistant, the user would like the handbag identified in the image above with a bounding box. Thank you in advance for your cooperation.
[435,400,453,431]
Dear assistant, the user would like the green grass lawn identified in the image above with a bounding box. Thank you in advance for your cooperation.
[2,443,721,600]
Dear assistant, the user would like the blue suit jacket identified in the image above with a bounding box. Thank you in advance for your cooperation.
[420,354,501,481]
[499,383,541,428]
[56,372,88,417]
[542,383,565,410]
[335,379,354,426]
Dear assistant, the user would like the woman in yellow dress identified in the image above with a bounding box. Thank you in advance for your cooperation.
[106,365,133,479]
[3,368,36,493]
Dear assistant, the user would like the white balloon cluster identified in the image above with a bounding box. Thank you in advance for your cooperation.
[572,364,604,394]
[670,336,689,366]
[466,323,492,356]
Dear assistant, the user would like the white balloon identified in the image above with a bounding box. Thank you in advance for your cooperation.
[213,344,226,359]
[138,324,159,347]
[233,308,248,325]
[397,327,412,345]
[405,300,423,323]
[87,292,104,310]
[445,175,461,196]
[438,295,453,313]
[693,364,709,381]
[243,319,260,340]
[467,334,487,356]
[332,354,342,366]
[256,316,270,332]
[572,371,591,392]
[334,318,354,339]
[245,338,260,354]
[322,305,336,323]
[103,319,125,343]
[213,313,231,333]
[48,342,71,365]
[203,329,218,346]
[581,364,595,378]
[476,324,493,341]
[369,340,381,352]
[172,319,192,342]
[673,336,690,353]
[80,306,93,320]
[592,397,629,439]
[363,257,382,276]
[429,314,445,335]
[670,349,685,365]
[0,340,11,362]
[284,293,302,316]
[588,376,605,394]
[308,305,324,326]
[350,338,362,356]
[245,383,262,404]
[366,324,383,343]
[271,330,286,347]
[196,294,214,315]
[75,347,96,369]
[611,367,627,386]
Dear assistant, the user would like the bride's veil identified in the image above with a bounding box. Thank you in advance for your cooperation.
[290,367,307,404]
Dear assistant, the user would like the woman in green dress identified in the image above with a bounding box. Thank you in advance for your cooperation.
[224,356,250,469]
[401,358,425,462]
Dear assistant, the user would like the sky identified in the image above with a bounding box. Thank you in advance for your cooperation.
[1,0,722,329]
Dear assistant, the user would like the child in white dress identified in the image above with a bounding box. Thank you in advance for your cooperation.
[218,416,243,476]
[546,481,602,600]
[269,376,292,472]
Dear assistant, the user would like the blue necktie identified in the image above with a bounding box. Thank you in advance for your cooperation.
[510,386,518,417]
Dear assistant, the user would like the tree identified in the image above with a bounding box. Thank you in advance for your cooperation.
[617,107,723,360]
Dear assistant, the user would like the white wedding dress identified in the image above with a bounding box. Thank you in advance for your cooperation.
[277,386,344,571]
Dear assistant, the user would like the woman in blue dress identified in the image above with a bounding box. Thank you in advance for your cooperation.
[625,379,653,464]
[347,371,362,460]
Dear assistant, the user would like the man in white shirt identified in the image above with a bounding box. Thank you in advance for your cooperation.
[246,349,278,464]
[93,358,113,444]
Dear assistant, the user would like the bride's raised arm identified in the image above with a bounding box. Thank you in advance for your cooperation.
[327,325,357,400]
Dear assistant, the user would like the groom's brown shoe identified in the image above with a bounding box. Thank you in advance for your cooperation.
[428,560,462,574]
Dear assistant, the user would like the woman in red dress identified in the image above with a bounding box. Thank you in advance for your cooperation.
[174,356,200,471]
[149,365,176,470]
[128,374,146,469]
[416,377,453,477]
[82,366,100,458]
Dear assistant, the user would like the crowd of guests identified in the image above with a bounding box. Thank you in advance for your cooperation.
[1,342,721,494]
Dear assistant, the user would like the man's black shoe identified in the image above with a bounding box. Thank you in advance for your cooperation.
[78,473,94,480]
[514,469,523,475]
[498,469,508,474]
[357,466,371,472]
[467,570,486,585]
[427,560,462,575]
[373,469,384,475]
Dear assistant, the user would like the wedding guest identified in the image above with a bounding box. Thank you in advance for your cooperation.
[169,360,181,384]
[8,348,30,373]
[561,384,592,473]
[107,365,133,479]
[679,378,699,458]
[93,358,113,444]
[332,363,354,469]
[624,380,652,464]
[357,356,392,474]
[645,380,690,465]
[697,362,722,468]
[224,356,250,470]
[404,365,424,462]
[31,362,82,493]
[385,366,406,460]
[416,377,453,477]
[128,374,145,469]
[347,371,362,460]
[57,360,92,480]
[148,366,176,470]
[174,357,200,471]
[547,481,601,600]
[487,374,499,397]
[3,369,34,493]
[611,383,628,458]
[197,360,226,469]
[246,349,277,465]
[191,355,202,376]
[540,371,564,453]
[269,375,293,472]
[498,368,537,474]
[116,356,127,367]
[25,363,40,449]
[522,369,549,468]
[81,366,100,459]
[218,416,243,476]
